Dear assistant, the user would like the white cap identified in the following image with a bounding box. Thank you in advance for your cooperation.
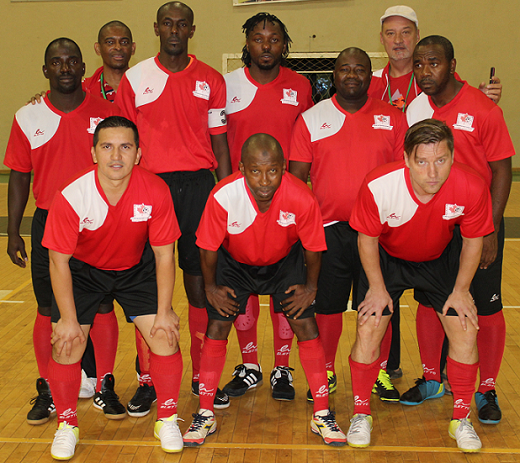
[380,5,419,28]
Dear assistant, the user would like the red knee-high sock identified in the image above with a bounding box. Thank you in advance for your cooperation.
[48,359,81,427]
[349,355,380,416]
[315,313,343,374]
[298,337,328,413]
[149,350,183,419]
[188,304,208,381]
[447,357,479,420]
[33,313,52,379]
[90,311,119,392]
[135,328,153,386]
[270,298,293,368]
[198,337,227,411]
[379,322,392,370]
[477,311,506,393]
[234,295,259,365]
[416,304,444,381]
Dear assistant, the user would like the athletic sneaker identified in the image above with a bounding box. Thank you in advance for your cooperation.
[307,370,337,402]
[191,381,230,409]
[475,389,502,424]
[347,414,373,448]
[448,417,481,453]
[93,374,127,420]
[183,410,217,447]
[400,377,444,405]
[386,367,403,379]
[50,422,79,460]
[27,377,56,425]
[78,370,96,399]
[222,364,263,397]
[127,384,157,417]
[372,369,400,402]
[270,366,295,401]
[310,410,347,446]
[154,414,183,453]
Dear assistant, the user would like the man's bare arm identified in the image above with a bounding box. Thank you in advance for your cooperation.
[7,170,31,267]
[288,160,311,184]
[211,133,232,181]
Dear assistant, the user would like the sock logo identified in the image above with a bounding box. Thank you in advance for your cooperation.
[138,374,152,384]
[198,383,215,396]
[354,395,369,407]
[242,342,257,354]
[277,344,290,356]
[422,365,438,376]
[380,360,388,369]
[314,385,328,398]
[60,408,77,420]
[454,399,470,410]
[480,378,496,388]
[161,399,177,409]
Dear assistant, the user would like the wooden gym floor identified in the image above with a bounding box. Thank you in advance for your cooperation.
[0,183,520,463]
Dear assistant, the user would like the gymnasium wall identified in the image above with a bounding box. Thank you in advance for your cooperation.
[1,0,519,166]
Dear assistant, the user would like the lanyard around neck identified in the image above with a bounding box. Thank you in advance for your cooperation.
[387,68,414,112]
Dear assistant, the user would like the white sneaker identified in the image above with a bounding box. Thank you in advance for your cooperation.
[78,370,96,399]
[50,422,79,460]
[154,414,184,453]
[347,414,372,448]
[183,410,217,447]
[310,410,346,446]
[449,418,482,453]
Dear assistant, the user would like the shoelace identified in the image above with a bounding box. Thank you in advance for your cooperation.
[133,385,154,401]
[484,390,500,409]
[272,367,294,383]
[349,415,367,434]
[458,418,478,438]
[319,412,341,432]
[232,365,247,378]
[53,424,76,452]
[30,393,53,408]
[189,413,212,431]
[378,371,395,389]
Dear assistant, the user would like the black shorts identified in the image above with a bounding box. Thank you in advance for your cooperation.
[207,242,316,322]
[315,222,360,315]
[415,223,503,316]
[31,208,52,307]
[358,236,463,317]
[157,170,215,276]
[51,244,158,325]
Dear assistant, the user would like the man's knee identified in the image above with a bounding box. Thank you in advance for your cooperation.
[206,319,233,340]
[183,273,206,308]
[288,317,318,341]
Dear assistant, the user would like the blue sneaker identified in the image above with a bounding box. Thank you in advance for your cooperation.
[400,377,444,405]
[475,389,501,424]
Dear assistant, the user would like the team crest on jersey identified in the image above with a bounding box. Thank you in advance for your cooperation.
[131,204,152,222]
[193,80,210,100]
[277,210,296,227]
[87,117,104,134]
[443,203,465,220]
[372,115,393,130]
[453,113,475,132]
[281,88,299,106]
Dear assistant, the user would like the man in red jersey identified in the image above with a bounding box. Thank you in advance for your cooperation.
[222,12,313,401]
[116,1,232,411]
[183,133,346,447]
[290,47,407,403]
[42,116,184,459]
[5,38,121,426]
[347,119,493,453]
[401,35,515,426]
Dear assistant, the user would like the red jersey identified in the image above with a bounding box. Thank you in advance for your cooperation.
[116,54,227,174]
[196,171,326,266]
[225,66,313,171]
[368,63,421,111]
[350,160,494,262]
[83,66,116,102]
[4,92,120,210]
[43,165,180,271]
[406,82,515,187]
[289,95,407,224]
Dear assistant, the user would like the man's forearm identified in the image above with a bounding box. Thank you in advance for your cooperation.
[358,233,385,290]
[153,244,175,315]
[49,251,77,322]
[7,170,31,236]
[200,248,219,289]
[489,158,512,232]
[453,236,483,293]
[303,249,321,291]
[211,133,232,181]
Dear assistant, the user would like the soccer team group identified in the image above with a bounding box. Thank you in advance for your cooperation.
[4,1,515,460]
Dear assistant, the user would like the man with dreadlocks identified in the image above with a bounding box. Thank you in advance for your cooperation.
[222,12,313,402]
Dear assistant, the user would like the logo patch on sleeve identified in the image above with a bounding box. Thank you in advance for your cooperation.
[131,204,152,222]
[372,115,393,130]
[281,88,299,106]
[442,203,464,220]
[87,117,104,134]
[277,210,296,227]
[193,81,210,100]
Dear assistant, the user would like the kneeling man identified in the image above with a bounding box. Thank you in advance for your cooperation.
[183,133,346,447]
[347,119,493,453]
[43,116,184,459]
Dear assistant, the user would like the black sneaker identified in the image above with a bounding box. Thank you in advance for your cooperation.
[93,374,127,420]
[372,369,400,402]
[270,366,295,401]
[222,364,263,397]
[127,384,157,417]
[475,389,502,424]
[27,378,56,425]
[191,381,230,409]
[386,368,403,379]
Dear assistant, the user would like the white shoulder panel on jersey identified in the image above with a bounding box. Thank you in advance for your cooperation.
[406,92,433,127]
[302,99,346,143]
[224,68,258,115]
[126,58,168,108]
[372,68,384,78]
[214,177,257,235]
[15,102,61,150]
[62,170,109,232]
[368,168,418,227]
